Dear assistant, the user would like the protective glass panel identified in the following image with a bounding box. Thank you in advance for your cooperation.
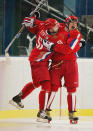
[0,0,93,57]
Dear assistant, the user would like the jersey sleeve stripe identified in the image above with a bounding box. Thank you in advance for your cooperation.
[70,34,81,50]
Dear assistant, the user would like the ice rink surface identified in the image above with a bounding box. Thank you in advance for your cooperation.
[0,117,93,131]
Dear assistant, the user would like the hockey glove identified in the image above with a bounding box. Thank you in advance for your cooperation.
[23,17,35,27]
[79,38,86,48]
[43,40,54,51]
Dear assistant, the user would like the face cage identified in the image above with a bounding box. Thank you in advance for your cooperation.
[66,19,78,29]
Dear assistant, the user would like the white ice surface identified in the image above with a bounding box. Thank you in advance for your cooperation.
[0,117,93,131]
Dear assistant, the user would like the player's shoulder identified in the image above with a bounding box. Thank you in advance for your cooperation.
[69,29,81,37]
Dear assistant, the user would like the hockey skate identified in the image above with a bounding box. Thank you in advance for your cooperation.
[69,111,79,124]
[37,110,52,123]
[45,108,52,117]
[9,95,24,109]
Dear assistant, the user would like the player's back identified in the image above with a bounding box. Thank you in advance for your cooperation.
[29,27,54,62]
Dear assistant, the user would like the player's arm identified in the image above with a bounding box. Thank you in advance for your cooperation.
[43,39,80,54]
[43,38,80,55]
[53,42,73,55]
[43,30,82,54]
[54,31,81,54]
[42,40,72,54]
[54,37,86,54]
[23,16,44,34]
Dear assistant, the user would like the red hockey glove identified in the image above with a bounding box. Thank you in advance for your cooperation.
[23,17,36,27]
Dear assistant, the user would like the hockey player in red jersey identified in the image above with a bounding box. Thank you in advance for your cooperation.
[9,15,85,123]
[9,16,60,123]
[43,16,83,124]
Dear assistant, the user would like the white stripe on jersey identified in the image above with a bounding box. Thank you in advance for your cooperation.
[36,51,52,62]
[71,34,80,49]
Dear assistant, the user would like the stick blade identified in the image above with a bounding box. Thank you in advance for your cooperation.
[5,52,9,57]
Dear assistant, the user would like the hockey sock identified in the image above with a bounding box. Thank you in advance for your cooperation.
[39,90,46,110]
[21,82,35,99]
[47,92,51,105]
[39,81,51,110]
[46,92,56,109]
[67,92,76,112]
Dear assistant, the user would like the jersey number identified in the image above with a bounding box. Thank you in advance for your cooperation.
[36,36,43,50]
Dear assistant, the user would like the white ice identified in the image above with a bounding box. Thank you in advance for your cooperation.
[0,117,93,131]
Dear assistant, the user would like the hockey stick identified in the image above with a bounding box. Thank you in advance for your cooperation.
[59,87,62,118]
[5,0,45,57]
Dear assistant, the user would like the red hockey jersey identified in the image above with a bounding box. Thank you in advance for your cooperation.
[27,18,81,62]
[52,26,81,61]
[28,19,54,62]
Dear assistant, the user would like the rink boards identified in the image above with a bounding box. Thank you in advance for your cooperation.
[0,57,93,119]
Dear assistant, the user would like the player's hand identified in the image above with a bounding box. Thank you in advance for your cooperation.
[43,40,54,51]
[79,38,86,48]
[23,17,35,27]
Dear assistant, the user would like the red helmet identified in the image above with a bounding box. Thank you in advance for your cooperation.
[45,18,59,29]
[65,16,78,26]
